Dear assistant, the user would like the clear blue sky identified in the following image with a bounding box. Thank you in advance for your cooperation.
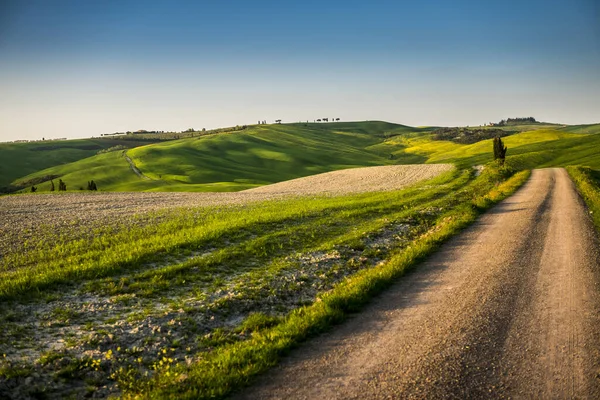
[1,0,599,141]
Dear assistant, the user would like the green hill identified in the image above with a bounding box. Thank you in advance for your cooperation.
[392,127,600,169]
[13,121,425,192]
[0,137,159,192]
[557,123,600,134]
[6,121,600,193]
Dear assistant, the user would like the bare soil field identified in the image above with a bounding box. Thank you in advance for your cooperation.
[0,165,451,257]
[246,164,453,195]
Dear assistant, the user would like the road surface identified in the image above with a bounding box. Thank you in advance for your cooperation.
[234,168,600,399]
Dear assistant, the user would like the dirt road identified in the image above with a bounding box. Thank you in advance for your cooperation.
[123,151,151,180]
[234,168,600,399]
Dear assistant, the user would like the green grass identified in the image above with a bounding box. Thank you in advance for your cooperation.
[566,166,600,230]
[385,128,600,170]
[8,122,427,192]
[136,164,530,399]
[14,150,168,192]
[127,121,423,191]
[5,121,600,193]
[558,123,600,134]
[0,168,462,300]
[4,119,599,398]
[0,138,158,190]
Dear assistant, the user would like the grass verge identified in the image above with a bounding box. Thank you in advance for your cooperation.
[566,166,600,230]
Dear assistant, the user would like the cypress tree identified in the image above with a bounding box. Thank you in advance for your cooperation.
[493,137,507,165]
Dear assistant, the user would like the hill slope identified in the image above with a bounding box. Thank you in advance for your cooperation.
[384,127,600,170]
[14,122,425,192]
[7,121,600,193]
[0,138,158,191]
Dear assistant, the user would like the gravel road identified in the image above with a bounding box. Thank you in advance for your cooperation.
[234,168,600,399]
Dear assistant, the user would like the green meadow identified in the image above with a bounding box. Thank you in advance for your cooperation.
[0,138,159,192]
[9,122,420,192]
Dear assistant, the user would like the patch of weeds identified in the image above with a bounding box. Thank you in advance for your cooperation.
[126,311,148,323]
[50,306,79,324]
[41,292,63,303]
[82,321,96,331]
[55,357,87,380]
[38,349,64,366]
[64,335,79,348]
[235,313,280,335]
[110,365,151,393]
[82,330,114,347]
[105,315,120,324]
[346,239,366,251]
[198,328,237,349]
[1,309,20,322]
[3,322,28,338]
[112,293,137,306]
[0,361,33,379]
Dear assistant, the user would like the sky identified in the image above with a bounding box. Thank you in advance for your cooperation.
[1,0,599,141]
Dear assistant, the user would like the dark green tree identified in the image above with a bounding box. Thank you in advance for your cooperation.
[58,179,67,191]
[50,180,55,192]
[493,136,507,165]
[30,186,37,193]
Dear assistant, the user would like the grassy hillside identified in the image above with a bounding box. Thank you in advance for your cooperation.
[495,123,563,132]
[7,121,600,193]
[382,128,600,170]
[130,121,424,190]
[15,122,424,192]
[558,123,600,134]
[0,138,159,191]
[15,151,167,192]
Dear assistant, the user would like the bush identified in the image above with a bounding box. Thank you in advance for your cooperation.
[87,180,98,191]
[432,127,511,144]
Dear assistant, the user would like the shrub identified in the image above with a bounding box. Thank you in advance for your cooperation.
[493,136,507,165]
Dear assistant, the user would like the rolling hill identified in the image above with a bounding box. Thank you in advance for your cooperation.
[0,137,160,192]
[4,121,600,193]
[11,122,426,192]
